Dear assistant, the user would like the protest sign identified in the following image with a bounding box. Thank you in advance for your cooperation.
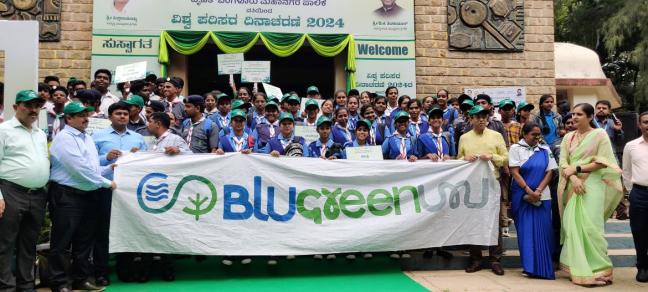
[262,83,283,101]
[241,61,271,83]
[217,53,244,75]
[114,61,147,83]
[294,125,319,144]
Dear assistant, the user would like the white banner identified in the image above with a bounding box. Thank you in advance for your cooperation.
[110,153,500,255]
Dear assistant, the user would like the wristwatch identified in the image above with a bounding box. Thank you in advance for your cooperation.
[576,166,582,173]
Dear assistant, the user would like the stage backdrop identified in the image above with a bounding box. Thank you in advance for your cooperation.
[110,153,500,255]
[91,0,416,96]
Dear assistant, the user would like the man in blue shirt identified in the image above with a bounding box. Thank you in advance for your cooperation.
[49,102,116,292]
[92,101,147,286]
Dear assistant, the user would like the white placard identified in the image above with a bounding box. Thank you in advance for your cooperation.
[345,146,384,161]
[463,87,526,106]
[241,61,271,83]
[294,125,319,144]
[262,83,283,101]
[114,61,148,83]
[87,118,112,135]
[217,53,244,75]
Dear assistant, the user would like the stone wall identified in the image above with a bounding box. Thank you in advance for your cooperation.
[414,0,556,104]
[1,0,555,105]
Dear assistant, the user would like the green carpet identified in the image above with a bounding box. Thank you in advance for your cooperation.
[108,256,427,292]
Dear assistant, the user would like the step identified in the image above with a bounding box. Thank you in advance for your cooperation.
[502,235,635,250]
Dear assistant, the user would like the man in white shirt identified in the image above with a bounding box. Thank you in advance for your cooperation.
[94,69,120,115]
[622,111,648,283]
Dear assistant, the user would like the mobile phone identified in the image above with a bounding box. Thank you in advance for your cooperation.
[611,113,620,124]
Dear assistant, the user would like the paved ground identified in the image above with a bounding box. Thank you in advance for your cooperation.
[406,268,648,291]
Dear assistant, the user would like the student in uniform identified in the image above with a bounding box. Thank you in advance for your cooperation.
[253,101,281,153]
[125,95,147,132]
[47,86,68,141]
[334,90,347,110]
[373,96,391,127]
[216,110,254,155]
[320,99,335,120]
[361,104,390,146]
[343,119,374,155]
[301,99,320,126]
[418,107,455,161]
[232,99,252,114]
[285,95,304,123]
[211,93,232,130]
[307,116,342,160]
[180,95,220,154]
[382,111,418,163]
[262,112,309,157]
[331,107,354,145]
[407,99,428,138]
[389,95,411,120]
[203,91,219,119]
[248,92,267,129]
[347,96,361,132]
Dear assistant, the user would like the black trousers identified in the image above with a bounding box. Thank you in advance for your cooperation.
[0,180,47,292]
[93,188,112,278]
[630,185,648,270]
[47,183,98,288]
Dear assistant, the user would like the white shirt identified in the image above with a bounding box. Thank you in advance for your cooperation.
[622,136,648,191]
[508,140,558,200]
[99,91,120,115]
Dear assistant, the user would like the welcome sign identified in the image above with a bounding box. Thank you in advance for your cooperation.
[110,153,500,255]
[91,0,417,97]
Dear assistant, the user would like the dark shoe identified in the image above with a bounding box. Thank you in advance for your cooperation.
[465,261,482,273]
[50,286,71,292]
[637,269,648,283]
[95,276,110,286]
[162,270,176,282]
[436,249,454,260]
[491,262,505,276]
[72,281,105,291]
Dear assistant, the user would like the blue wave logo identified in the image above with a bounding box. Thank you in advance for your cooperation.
[144,182,169,202]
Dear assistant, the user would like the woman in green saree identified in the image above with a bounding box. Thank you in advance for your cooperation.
[558,103,624,286]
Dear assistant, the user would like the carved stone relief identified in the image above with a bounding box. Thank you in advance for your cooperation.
[448,0,524,51]
[0,0,62,41]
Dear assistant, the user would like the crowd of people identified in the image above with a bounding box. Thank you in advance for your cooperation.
[0,69,646,292]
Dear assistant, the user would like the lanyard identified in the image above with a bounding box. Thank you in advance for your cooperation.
[153,131,171,151]
[233,135,245,152]
[433,134,444,160]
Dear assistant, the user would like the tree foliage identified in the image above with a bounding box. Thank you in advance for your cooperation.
[555,0,648,111]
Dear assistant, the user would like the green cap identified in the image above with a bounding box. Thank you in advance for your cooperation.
[468,105,490,116]
[305,98,320,109]
[64,101,94,115]
[427,107,444,117]
[232,99,252,110]
[230,109,247,120]
[125,95,145,108]
[306,86,319,94]
[394,110,410,121]
[281,93,292,103]
[517,100,535,112]
[217,93,231,101]
[15,90,44,103]
[460,99,475,111]
[287,95,301,104]
[278,112,295,123]
[498,98,515,109]
[267,96,280,104]
[265,101,280,110]
[316,115,332,127]
[356,119,372,130]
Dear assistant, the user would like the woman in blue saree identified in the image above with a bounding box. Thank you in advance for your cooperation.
[509,122,558,279]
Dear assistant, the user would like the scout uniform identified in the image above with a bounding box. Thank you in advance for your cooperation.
[417,108,455,159]
[382,111,418,159]
[211,93,232,130]
[218,110,254,153]
[252,101,281,153]
[261,112,308,156]
[307,116,340,159]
